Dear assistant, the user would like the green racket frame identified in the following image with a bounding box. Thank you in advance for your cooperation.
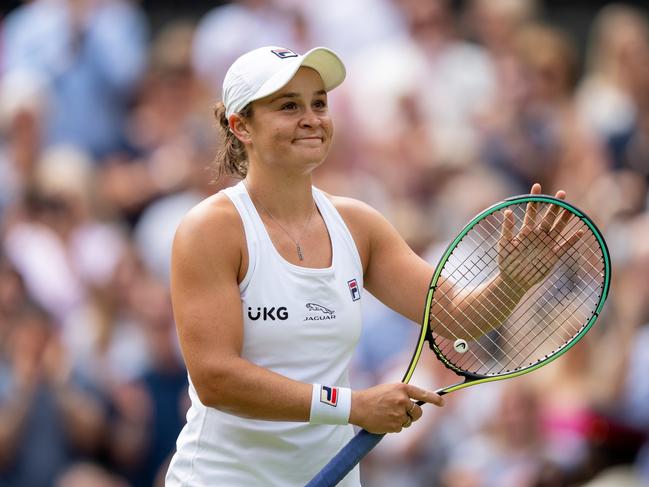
[401,194,611,392]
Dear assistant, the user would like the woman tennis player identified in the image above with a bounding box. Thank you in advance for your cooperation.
[165,46,572,486]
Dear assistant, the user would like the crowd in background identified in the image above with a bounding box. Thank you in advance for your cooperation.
[0,0,648,486]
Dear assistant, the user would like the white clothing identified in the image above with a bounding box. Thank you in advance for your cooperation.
[166,182,364,486]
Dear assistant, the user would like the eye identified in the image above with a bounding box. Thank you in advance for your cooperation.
[313,99,327,110]
[281,102,298,111]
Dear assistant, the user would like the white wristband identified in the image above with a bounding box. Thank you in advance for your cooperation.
[309,384,352,425]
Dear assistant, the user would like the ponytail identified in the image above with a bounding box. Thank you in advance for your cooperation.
[212,102,253,180]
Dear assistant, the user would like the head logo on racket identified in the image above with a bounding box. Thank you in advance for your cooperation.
[453,339,468,353]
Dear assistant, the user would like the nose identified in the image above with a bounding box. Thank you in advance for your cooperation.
[298,108,322,129]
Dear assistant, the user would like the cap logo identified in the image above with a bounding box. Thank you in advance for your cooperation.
[271,48,298,59]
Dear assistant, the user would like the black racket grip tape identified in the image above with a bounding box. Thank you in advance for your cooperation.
[305,429,385,487]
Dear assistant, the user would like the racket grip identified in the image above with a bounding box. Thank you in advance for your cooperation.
[305,429,385,487]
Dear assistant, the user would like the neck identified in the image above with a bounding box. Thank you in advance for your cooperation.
[244,167,315,222]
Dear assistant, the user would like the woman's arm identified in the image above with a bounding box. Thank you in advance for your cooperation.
[171,195,312,421]
[338,185,575,339]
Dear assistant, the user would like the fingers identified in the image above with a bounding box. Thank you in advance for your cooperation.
[522,183,541,228]
[404,384,444,407]
[401,384,444,428]
[540,203,562,232]
[353,383,444,434]
[405,400,423,421]
[400,385,441,430]
[522,202,537,229]
[500,209,515,244]
[550,208,573,236]
[554,229,584,255]
[526,185,570,234]
[538,189,564,231]
[401,399,423,429]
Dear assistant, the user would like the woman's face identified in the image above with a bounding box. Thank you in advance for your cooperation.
[242,67,334,173]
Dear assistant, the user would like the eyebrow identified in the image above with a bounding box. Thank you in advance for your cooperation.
[268,90,327,104]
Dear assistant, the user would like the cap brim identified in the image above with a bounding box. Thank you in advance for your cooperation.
[249,47,346,105]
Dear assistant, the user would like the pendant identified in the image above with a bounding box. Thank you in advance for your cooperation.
[296,243,304,261]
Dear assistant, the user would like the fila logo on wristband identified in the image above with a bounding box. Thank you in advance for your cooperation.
[310,384,350,424]
[320,386,338,406]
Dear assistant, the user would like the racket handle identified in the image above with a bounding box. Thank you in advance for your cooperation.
[305,429,385,487]
[307,387,449,485]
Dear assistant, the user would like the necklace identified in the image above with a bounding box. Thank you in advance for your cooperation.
[244,181,316,261]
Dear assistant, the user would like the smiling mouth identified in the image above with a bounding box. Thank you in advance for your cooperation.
[293,137,323,143]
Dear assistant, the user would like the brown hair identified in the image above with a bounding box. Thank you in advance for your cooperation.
[212,101,253,179]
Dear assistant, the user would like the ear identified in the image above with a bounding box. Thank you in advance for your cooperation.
[229,114,252,145]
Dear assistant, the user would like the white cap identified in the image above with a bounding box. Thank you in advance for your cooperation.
[222,46,346,118]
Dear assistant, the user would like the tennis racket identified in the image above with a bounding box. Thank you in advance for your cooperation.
[306,193,611,487]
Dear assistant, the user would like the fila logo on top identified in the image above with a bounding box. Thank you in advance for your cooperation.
[320,386,338,407]
[271,48,298,59]
[347,279,360,301]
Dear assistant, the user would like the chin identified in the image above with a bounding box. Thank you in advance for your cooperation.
[294,155,327,172]
[293,147,329,163]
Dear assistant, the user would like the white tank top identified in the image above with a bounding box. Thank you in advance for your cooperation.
[166,181,363,486]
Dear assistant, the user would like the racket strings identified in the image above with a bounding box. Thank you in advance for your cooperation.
[448,229,602,374]
[431,212,584,344]
[441,208,599,322]
[447,221,602,373]
[489,266,600,372]
[427,217,579,371]
[428,202,605,376]
[474,214,603,333]
[503,284,599,372]
[448,212,598,310]
[430,288,519,368]
[434,257,597,375]
[439,214,580,313]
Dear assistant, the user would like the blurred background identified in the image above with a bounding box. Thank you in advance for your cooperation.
[1,0,649,486]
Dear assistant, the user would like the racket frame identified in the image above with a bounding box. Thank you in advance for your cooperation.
[401,194,611,394]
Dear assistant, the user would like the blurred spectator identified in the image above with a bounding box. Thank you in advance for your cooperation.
[0,69,47,216]
[191,0,300,96]
[279,0,405,59]
[99,20,216,231]
[576,4,649,143]
[3,145,126,325]
[0,306,107,487]
[129,20,227,280]
[464,0,540,58]
[478,22,607,197]
[2,0,148,159]
[345,0,497,168]
[132,166,227,281]
[61,246,151,392]
[107,273,187,487]
[440,383,546,487]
